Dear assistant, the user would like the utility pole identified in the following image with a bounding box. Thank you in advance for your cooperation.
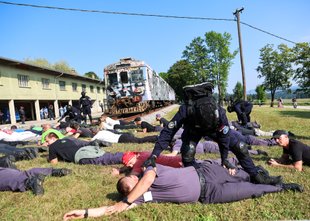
[233,7,247,101]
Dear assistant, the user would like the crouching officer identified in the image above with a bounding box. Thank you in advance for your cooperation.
[227,99,253,126]
[58,105,83,124]
[142,82,282,186]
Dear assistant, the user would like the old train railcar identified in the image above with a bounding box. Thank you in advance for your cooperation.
[104,57,175,115]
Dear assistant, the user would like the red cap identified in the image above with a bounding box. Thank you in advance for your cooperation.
[122,152,136,165]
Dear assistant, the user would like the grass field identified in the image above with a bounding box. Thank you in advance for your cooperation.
[0,106,309,221]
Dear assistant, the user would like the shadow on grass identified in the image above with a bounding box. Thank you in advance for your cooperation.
[279,110,310,119]
[106,192,122,202]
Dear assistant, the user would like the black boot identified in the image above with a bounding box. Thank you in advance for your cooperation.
[0,155,17,169]
[51,168,72,177]
[11,151,31,161]
[89,139,112,147]
[25,174,45,195]
[24,148,38,159]
[256,149,268,156]
[281,183,303,192]
[253,170,282,185]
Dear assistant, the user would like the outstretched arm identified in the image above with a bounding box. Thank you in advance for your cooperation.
[63,207,108,220]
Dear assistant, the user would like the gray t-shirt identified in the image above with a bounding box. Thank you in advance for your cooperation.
[134,164,200,204]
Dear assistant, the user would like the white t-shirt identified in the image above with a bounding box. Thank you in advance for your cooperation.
[91,130,121,143]
[105,117,120,127]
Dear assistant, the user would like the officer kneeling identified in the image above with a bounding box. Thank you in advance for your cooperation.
[142,82,282,185]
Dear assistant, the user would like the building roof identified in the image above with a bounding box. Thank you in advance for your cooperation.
[0,56,101,83]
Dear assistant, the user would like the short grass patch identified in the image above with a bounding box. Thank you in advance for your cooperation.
[0,106,309,220]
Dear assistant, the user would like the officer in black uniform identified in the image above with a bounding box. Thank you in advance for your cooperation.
[58,105,83,124]
[79,91,93,124]
[142,82,282,185]
[227,99,253,126]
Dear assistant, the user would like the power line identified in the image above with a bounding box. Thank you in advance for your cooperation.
[0,1,234,22]
[240,21,297,44]
[0,1,297,44]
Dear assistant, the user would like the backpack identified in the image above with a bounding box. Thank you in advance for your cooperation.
[183,82,219,131]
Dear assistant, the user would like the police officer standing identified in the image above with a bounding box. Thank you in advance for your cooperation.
[79,91,93,124]
[142,82,282,186]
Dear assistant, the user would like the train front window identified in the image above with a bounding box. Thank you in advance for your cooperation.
[130,70,143,83]
[120,72,128,83]
[108,73,118,85]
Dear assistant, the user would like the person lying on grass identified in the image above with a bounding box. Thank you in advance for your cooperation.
[63,161,303,220]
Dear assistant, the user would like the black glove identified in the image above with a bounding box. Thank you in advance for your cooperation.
[142,155,157,169]
[222,159,237,169]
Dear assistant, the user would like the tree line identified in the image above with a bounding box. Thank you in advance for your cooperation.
[159,32,309,107]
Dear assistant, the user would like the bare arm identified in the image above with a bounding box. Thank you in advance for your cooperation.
[269,154,303,171]
[50,158,58,164]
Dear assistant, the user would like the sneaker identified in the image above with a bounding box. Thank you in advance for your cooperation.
[25,174,45,195]
[51,168,72,177]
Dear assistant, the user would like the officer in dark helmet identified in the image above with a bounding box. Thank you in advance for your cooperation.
[142,82,282,186]
[58,105,83,124]
[79,91,93,124]
[227,98,253,126]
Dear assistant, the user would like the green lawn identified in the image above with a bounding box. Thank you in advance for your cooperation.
[0,106,310,221]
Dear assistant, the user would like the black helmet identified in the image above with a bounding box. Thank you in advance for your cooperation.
[81,91,86,96]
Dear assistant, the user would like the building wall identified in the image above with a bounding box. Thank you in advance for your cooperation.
[0,62,106,124]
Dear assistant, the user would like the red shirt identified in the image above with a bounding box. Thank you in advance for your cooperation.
[132,151,182,174]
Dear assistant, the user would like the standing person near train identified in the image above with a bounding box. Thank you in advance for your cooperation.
[79,91,93,124]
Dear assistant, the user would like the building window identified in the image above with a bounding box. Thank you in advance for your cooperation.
[90,85,94,93]
[81,84,86,92]
[18,75,29,87]
[97,86,100,93]
[59,81,66,91]
[42,78,50,89]
[72,83,77,92]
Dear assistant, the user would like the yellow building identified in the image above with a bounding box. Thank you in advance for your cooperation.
[0,56,105,124]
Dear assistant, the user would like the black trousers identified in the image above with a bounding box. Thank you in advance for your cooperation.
[118,133,157,143]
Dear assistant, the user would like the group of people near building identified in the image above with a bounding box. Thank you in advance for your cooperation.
[0,82,309,220]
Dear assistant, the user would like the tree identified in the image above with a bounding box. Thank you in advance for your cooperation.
[256,44,293,107]
[54,60,75,74]
[24,58,52,69]
[182,31,237,105]
[24,58,76,74]
[84,71,100,80]
[165,60,197,101]
[232,82,243,101]
[292,42,310,95]
[255,85,266,103]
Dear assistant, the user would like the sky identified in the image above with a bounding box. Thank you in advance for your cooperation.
[0,0,309,93]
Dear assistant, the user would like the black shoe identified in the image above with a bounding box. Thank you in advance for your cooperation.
[51,168,72,177]
[25,174,45,195]
[12,151,31,161]
[253,170,283,185]
[99,141,112,147]
[0,155,17,169]
[281,183,303,192]
[24,148,38,159]
[257,149,268,156]
[89,139,112,147]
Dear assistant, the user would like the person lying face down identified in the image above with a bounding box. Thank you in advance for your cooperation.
[63,161,303,220]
